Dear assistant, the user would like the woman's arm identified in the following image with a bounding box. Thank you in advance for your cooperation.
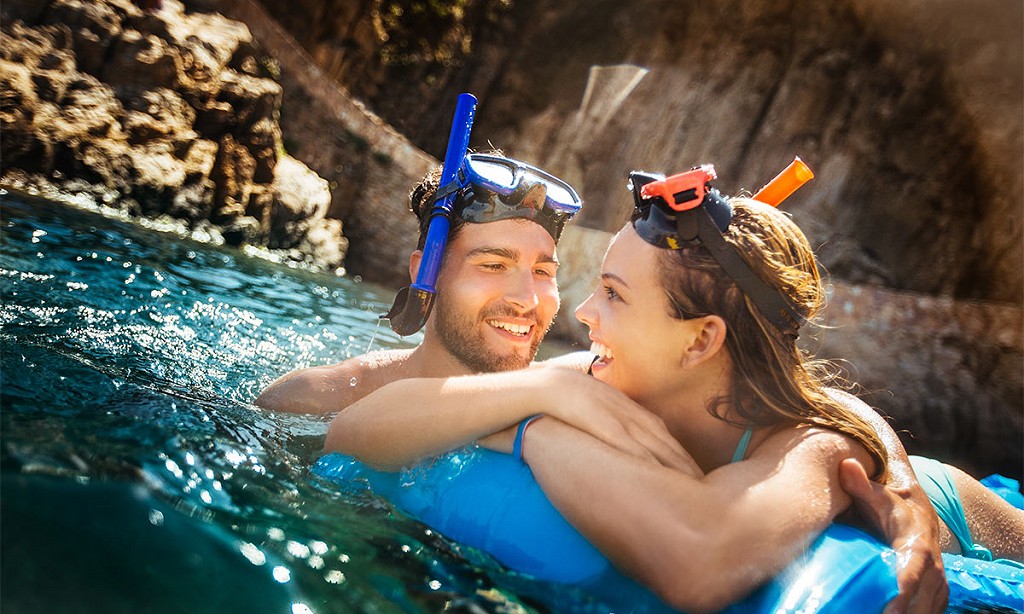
[325,367,693,472]
[522,419,869,614]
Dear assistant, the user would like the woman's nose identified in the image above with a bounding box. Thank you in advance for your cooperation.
[574,291,597,327]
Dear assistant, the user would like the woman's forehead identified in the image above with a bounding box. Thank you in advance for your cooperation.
[603,227,660,286]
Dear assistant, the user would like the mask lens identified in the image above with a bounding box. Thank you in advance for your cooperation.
[537,179,577,211]
[467,158,516,189]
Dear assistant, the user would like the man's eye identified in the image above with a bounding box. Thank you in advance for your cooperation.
[534,267,555,277]
[481,263,506,271]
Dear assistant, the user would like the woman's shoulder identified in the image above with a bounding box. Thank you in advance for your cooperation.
[757,423,874,468]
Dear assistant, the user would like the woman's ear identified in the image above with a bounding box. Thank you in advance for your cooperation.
[680,315,728,368]
[408,250,423,283]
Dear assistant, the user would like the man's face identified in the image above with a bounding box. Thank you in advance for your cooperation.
[430,219,560,373]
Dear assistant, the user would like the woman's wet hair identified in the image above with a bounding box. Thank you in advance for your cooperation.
[655,197,889,479]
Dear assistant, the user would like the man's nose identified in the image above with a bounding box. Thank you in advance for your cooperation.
[503,269,540,311]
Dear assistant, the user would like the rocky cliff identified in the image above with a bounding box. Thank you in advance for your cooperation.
[258,0,1022,307]
[1,0,345,270]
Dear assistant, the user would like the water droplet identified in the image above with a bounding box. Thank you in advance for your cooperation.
[324,570,345,584]
[239,542,266,566]
[148,509,165,526]
[272,566,291,583]
[349,377,357,387]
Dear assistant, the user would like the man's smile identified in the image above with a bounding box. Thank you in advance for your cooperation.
[487,318,535,341]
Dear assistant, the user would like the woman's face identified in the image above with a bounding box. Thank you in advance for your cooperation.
[575,225,696,406]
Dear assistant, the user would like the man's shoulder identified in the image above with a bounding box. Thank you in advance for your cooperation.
[316,348,416,387]
[256,349,414,413]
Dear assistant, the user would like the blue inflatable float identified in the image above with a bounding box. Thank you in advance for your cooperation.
[313,447,1024,613]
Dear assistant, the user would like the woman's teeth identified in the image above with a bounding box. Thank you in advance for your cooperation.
[489,320,531,336]
[590,341,613,360]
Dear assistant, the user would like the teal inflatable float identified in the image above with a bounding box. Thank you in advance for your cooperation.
[313,448,1024,613]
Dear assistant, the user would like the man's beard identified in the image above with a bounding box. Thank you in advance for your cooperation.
[432,295,549,373]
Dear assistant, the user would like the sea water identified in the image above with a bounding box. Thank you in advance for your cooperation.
[0,191,590,613]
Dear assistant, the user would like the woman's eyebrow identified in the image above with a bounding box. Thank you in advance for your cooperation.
[600,272,629,288]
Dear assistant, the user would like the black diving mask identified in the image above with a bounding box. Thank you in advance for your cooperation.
[628,164,803,332]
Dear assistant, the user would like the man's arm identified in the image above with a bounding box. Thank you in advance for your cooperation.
[827,389,948,614]
[255,364,353,414]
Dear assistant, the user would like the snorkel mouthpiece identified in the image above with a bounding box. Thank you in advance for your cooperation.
[382,92,477,336]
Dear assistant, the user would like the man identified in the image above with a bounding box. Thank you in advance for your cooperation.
[255,152,582,414]
[256,153,946,614]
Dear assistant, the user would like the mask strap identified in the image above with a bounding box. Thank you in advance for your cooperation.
[433,178,463,205]
[683,207,803,332]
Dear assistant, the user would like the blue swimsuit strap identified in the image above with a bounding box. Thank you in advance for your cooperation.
[731,428,754,463]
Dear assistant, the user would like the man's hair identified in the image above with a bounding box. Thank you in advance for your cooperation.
[408,149,505,250]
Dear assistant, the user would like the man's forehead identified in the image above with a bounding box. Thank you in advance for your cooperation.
[451,220,558,261]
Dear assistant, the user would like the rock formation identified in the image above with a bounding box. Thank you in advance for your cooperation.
[1,0,345,271]
[257,0,1021,306]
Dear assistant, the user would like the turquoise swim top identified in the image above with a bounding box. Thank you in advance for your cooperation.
[909,455,1024,568]
[731,427,754,463]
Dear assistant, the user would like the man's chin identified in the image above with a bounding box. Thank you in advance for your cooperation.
[486,349,534,372]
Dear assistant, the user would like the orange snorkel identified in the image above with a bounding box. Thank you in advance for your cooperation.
[753,157,814,206]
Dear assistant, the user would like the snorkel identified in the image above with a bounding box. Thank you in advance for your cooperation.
[753,157,814,206]
[382,93,477,336]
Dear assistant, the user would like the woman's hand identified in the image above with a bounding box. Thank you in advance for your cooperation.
[530,369,698,473]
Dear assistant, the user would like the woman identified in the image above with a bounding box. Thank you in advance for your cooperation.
[326,164,1022,612]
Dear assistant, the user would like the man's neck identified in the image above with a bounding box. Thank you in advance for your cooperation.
[403,335,478,379]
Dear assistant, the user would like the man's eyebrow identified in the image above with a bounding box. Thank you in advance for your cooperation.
[465,247,558,265]
[600,272,629,288]
[465,247,519,260]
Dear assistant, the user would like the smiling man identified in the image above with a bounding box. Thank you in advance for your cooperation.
[254,152,583,414]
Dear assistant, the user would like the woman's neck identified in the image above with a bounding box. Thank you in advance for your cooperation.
[644,361,749,473]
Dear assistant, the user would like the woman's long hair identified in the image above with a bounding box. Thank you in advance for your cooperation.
[656,197,888,479]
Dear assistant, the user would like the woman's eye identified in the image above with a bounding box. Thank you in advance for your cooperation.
[603,285,620,301]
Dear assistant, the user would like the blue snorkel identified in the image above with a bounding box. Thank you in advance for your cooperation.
[382,93,477,336]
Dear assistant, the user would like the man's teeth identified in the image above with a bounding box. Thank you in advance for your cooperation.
[590,341,613,360]
[489,320,531,336]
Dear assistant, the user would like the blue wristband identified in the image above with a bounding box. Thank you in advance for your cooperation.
[513,414,542,461]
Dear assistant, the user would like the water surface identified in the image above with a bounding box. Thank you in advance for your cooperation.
[0,191,585,613]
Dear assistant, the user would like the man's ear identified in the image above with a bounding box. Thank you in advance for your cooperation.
[680,315,728,368]
[409,250,423,283]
